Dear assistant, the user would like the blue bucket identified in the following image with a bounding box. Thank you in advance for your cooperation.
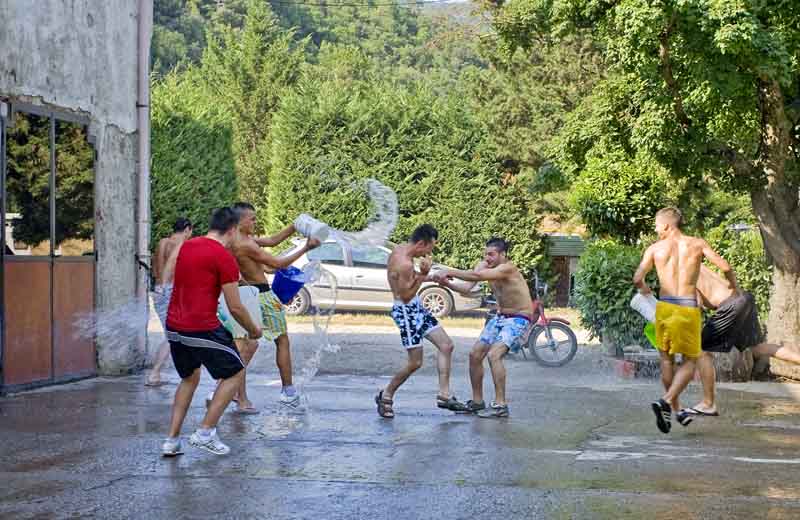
[273,266,306,304]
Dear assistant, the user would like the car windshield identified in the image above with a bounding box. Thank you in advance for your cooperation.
[307,242,345,265]
[352,246,389,268]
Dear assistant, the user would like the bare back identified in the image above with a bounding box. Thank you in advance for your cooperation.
[649,234,707,298]
[696,265,735,309]
[491,263,533,317]
[387,244,423,303]
[154,236,179,286]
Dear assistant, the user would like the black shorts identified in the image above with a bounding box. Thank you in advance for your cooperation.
[702,292,764,353]
[166,325,245,380]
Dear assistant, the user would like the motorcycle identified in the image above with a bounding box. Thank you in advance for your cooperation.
[484,273,578,367]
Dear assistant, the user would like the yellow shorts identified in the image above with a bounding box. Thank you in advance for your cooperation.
[225,290,287,341]
[655,301,701,358]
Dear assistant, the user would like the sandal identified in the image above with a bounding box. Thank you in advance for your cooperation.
[437,395,467,412]
[375,390,395,419]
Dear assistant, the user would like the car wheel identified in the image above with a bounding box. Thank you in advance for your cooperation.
[285,287,311,316]
[420,287,454,318]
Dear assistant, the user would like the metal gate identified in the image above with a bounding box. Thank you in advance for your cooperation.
[1,101,97,393]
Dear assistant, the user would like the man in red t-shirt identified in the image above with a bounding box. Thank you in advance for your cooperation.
[161,207,262,457]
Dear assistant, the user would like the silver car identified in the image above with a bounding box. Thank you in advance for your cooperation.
[273,239,483,317]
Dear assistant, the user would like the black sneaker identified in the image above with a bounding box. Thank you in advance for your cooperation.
[651,399,672,434]
[458,400,486,414]
[676,410,693,427]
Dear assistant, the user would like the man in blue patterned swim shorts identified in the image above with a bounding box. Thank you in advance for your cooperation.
[436,238,533,418]
[374,224,466,418]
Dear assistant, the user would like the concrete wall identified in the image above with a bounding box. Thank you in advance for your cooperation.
[0,0,146,373]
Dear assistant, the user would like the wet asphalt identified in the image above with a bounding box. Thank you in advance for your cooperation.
[2,323,800,519]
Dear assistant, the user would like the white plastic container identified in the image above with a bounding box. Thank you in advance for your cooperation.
[294,213,331,242]
[218,286,263,337]
[630,292,658,323]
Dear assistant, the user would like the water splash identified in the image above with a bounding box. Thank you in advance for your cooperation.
[72,297,151,365]
[329,179,398,247]
[281,178,397,410]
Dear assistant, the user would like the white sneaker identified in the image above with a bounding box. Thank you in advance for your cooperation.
[279,392,301,408]
[161,438,184,457]
[189,430,230,455]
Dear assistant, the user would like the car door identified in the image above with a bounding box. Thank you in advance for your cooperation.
[350,246,394,308]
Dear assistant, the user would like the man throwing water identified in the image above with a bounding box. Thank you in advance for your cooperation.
[435,238,532,418]
[375,224,464,418]
[227,202,320,411]
[633,207,733,433]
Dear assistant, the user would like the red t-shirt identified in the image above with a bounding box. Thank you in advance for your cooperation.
[166,237,240,332]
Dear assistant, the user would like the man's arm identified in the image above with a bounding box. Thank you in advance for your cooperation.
[253,224,296,248]
[701,240,738,291]
[443,263,511,283]
[633,246,655,294]
[221,282,262,339]
[433,260,483,295]
[244,237,320,270]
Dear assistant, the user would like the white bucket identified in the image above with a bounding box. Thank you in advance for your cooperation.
[218,286,263,337]
[294,213,330,242]
[630,292,658,323]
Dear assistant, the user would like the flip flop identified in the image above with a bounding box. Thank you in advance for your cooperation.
[144,380,168,387]
[683,407,719,417]
[233,404,260,415]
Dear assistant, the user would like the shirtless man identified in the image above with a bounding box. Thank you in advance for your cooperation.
[684,265,800,416]
[222,202,319,411]
[146,217,193,386]
[436,237,533,418]
[374,224,464,418]
[633,207,734,434]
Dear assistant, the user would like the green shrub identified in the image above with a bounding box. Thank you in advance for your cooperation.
[573,239,658,349]
[151,69,238,247]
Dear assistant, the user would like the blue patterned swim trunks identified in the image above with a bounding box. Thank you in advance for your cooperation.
[391,296,441,349]
[479,314,531,353]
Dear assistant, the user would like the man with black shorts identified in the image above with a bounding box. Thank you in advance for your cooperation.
[161,207,262,457]
[684,265,800,417]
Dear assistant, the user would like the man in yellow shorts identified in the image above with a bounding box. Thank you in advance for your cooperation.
[633,207,735,434]
[223,202,319,412]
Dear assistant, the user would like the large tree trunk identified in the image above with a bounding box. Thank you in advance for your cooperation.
[749,79,800,359]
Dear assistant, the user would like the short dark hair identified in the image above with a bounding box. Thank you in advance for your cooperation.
[410,224,438,244]
[209,207,240,234]
[173,217,192,233]
[486,237,510,253]
[656,207,683,228]
[232,202,255,218]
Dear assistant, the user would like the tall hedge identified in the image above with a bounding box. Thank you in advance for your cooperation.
[150,69,238,247]
[268,65,545,275]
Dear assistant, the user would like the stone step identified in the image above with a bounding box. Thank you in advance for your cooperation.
[770,358,800,381]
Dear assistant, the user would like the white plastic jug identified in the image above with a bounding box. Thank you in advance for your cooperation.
[218,286,263,337]
[630,292,658,323]
[294,213,331,242]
